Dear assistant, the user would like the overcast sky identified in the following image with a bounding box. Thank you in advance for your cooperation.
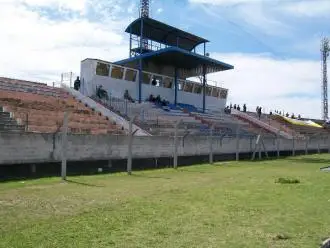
[0,0,329,118]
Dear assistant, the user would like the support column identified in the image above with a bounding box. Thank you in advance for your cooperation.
[173,121,179,169]
[236,125,240,161]
[138,18,144,103]
[129,32,132,58]
[174,68,178,106]
[61,112,68,181]
[202,65,206,113]
[209,125,214,164]
[127,118,133,175]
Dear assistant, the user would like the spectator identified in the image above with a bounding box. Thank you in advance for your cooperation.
[291,113,295,119]
[234,104,237,110]
[74,76,80,91]
[230,103,233,109]
[152,78,157,86]
[286,112,289,117]
[237,105,241,111]
[279,111,282,115]
[148,94,155,102]
[124,89,134,103]
[243,104,247,112]
[97,85,108,100]
[257,107,262,119]
[298,114,301,119]
[269,111,272,115]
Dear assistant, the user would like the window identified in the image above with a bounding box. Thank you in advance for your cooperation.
[111,66,124,79]
[184,82,193,93]
[194,84,202,94]
[96,62,110,76]
[142,72,151,84]
[152,75,163,87]
[219,89,228,99]
[206,86,212,96]
[163,77,173,89]
[178,80,184,91]
[212,88,219,97]
[125,69,137,82]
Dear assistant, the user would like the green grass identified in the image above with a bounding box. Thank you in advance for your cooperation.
[1,154,330,247]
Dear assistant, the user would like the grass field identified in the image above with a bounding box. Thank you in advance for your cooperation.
[1,155,330,248]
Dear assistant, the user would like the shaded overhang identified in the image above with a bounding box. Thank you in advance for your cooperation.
[125,17,209,51]
[114,47,234,77]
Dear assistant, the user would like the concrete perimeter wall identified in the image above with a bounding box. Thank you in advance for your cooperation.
[0,132,329,165]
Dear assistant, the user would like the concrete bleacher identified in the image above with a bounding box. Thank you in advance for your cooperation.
[0,77,124,135]
[176,104,258,137]
[0,107,25,132]
[93,96,208,136]
[271,114,329,137]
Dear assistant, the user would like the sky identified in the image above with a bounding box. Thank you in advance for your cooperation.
[0,0,329,118]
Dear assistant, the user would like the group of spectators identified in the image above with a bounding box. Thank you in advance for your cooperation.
[273,110,302,119]
[224,103,247,114]
[148,94,169,106]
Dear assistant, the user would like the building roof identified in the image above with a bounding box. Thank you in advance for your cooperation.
[114,46,234,77]
[125,17,209,51]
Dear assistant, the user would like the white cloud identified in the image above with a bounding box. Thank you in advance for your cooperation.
[189,0,261,5]
[0,0,131,82]
[207,53,323,119]
[281,0,330,17]
[189,0,330,37]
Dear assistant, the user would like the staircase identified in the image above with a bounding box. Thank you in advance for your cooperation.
[61,84,151,136]
[0,107,25,132]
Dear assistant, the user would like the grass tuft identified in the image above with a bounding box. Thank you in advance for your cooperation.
[273,233,291,240]
[275,177,300,184]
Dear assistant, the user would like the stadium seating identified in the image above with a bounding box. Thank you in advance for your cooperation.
[0,107,25,132]
[270,114,329,137]
[0,77,124,134]
[94,96,208,136]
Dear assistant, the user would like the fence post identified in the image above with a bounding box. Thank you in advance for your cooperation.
[61,111,69,181]
[125,99,128,116]
[236,125,240,161]
[292,136,295,156]
[127,118,133,175]
[305,137,309,155]
[25,113,29,132]
[276,131,280,158]
[173,120,180,169]
[209,124,214,164]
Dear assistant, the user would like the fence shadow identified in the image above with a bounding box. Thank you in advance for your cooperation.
[65,179,105,187]
[287,157,330,164]
[131,174,172,180]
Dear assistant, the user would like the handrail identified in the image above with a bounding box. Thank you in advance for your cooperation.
[231,109,293,139]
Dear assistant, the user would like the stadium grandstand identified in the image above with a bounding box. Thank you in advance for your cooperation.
[0,12,329,179]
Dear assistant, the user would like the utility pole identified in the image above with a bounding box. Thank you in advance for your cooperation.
[321,37,329,120]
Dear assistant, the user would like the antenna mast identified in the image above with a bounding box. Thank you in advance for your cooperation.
[321,37,329,120]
